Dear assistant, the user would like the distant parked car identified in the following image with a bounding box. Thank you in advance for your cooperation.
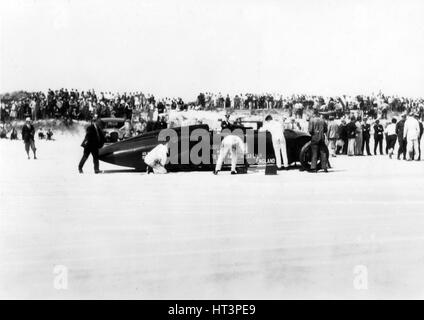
[100,118,126,143]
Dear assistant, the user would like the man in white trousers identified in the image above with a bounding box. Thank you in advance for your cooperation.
[214,134,246,175]
[259,115,289,170]
[144,139,169,174]
[403,112,420,161]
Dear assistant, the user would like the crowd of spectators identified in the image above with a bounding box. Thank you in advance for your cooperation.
[1,89,424,125]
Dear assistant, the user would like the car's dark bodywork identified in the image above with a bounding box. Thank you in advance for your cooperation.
[98,123,327,171]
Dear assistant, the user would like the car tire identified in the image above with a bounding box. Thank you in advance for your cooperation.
[299,141,330,170]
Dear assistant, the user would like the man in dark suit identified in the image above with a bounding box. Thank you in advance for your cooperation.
[22,117,37,159]
[78,118,105,173]
[308,111,328,173]
[373,119,384,155]
[336,119,348,155]
[396,113,407,160]
[362,117,372,155]
[414,113,423,160]
[221,112,234,131]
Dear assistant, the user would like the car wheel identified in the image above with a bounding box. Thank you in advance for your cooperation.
[299,141,329,170]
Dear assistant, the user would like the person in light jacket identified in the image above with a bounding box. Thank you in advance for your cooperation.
[385,118,398,159]
[327,116,339,157]
[144,139,169,174]
[259,115,289,170]
[403,113,420,161]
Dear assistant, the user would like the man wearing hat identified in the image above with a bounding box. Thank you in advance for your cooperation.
[21,117,37,159]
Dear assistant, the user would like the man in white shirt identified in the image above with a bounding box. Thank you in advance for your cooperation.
[259,115,289,170]
[403,113,420,161]
[144,139,169,174]
[384,118,398,158]
[214,134,246,175]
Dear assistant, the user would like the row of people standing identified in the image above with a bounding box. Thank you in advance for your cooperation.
[327,113,423,160]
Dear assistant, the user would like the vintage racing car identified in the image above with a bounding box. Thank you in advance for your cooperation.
[98,121,329,172]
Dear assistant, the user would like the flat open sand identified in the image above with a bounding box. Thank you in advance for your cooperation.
[1,133,424,299]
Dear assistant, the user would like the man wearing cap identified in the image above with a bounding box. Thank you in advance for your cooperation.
[403,112,420,161]
[21,117,37,159]
[78,118,105,173]
[259,115,289,170]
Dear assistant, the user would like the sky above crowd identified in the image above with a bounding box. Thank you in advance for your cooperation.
[1,0,424,100]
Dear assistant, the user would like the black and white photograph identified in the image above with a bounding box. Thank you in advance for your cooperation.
[1,0,424,301]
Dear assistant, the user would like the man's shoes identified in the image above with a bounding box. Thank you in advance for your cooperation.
[34,156,37,160]
[78,168,83,174]
[213,170,219,175]
[277,166,289,171]
[231,171,237,175]
[323,169,328,173]
[307,169,317,173]
[94,170,101,174]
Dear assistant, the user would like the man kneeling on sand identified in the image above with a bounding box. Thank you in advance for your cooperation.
[144,137,170,174]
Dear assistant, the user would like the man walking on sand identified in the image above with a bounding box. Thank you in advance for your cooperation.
[78,117,105,173]
[22,117,37,159]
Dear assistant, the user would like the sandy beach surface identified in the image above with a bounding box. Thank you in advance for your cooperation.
[1,132,424,299]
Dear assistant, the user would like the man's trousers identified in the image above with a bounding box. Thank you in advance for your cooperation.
[78,147,100,173]
[272,138,289,169]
